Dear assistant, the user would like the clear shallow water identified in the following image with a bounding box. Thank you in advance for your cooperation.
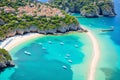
[0,0,120,80]
[72,0,120,79]
[0,33,92,80]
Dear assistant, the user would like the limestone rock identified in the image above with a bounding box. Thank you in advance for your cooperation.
[80,5,100,18]
[16,29,24,35]
[99,2,116,16]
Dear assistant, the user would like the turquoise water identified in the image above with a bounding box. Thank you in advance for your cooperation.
[0,0,120,80]
[72,0,120,79]
[0,33,92,80]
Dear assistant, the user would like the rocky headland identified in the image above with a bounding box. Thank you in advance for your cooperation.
[49,0,116,18]
[0,0,82,41]
[0,48,15,71]
[0,24,81,41]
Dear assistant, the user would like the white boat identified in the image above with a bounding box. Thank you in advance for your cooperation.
[48,41,52,44]
[38,43,42,45]
[66,54,70,57]
[65,56,68,59]
[42,47,46,50]
[68,60,72,63]
[62,65,67,69]
[75,45,78,48]
[24,51,31,55]
[60,42,64,45]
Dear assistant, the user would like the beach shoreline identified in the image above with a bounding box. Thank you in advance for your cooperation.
[0,28,100,80]
[0,33,44,51]
[86,29,100,80]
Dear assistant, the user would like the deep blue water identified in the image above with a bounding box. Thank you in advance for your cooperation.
[111,0,120,45]
[74,0,120,45]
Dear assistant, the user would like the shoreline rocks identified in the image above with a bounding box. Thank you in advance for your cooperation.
[0,24,82,41]
[0,61,15,70]
[0,49,15,71]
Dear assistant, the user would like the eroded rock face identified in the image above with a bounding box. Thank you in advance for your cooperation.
[0,52,15,70]
[30,26,38,32]
[6,60,15,67]
[6,30,16,38]
[24,28,30,33]
[0,61,15,70]
[69,24,78,31]
[16,29,24,35]
[81,9,100,18]
[38,30,46,34]
[80,1,116,18]
[80,5,100,18]
[46,29,57,34]
[0,24,82,40]
[100,2,116,16]
[57,27,67,33]
[0,62,7,69]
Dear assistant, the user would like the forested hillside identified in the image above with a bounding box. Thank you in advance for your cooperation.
[49,0,116,17]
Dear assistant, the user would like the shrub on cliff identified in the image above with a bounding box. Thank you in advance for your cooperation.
[80,4,100,17]
[0,48,12,61]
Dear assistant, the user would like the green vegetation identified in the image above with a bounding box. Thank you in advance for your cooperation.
[0,48,12,61]
[49,0,113,13]
[80,4,99,14]
[0,11,78,38]
[0,0,28,10]
[0,0,79,39]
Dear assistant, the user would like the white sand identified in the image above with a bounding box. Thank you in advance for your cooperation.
[0,28,100,80]
[0,33,44,51]
[86,30,100,80]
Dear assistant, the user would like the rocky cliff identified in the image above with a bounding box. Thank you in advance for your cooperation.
[80,1,116,17]
[49,0,116,18]
[0,24,81,41]
[0,0,82,41]
[0,48,15,71]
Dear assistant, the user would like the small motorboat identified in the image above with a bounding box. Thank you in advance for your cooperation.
[75,45,78,48]
[42,47,46,50]
[38,43,42,45]
[60,42,64,45]
[48,41,52,44]
[62,65,67,69]
[65,56,68,59]
[66,54,70,57]
[68,60,72,63]
[24,51,31,55]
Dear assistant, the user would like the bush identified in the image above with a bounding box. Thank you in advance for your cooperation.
[0,48,12,61]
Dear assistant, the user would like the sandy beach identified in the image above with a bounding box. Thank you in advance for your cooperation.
[0,28,100,80]
[86,30,100,80]
[0,33,44,51]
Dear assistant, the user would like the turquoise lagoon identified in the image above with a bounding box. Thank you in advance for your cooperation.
[0,33,93,80]
[0,0,120,80]
[72,0,120,79]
